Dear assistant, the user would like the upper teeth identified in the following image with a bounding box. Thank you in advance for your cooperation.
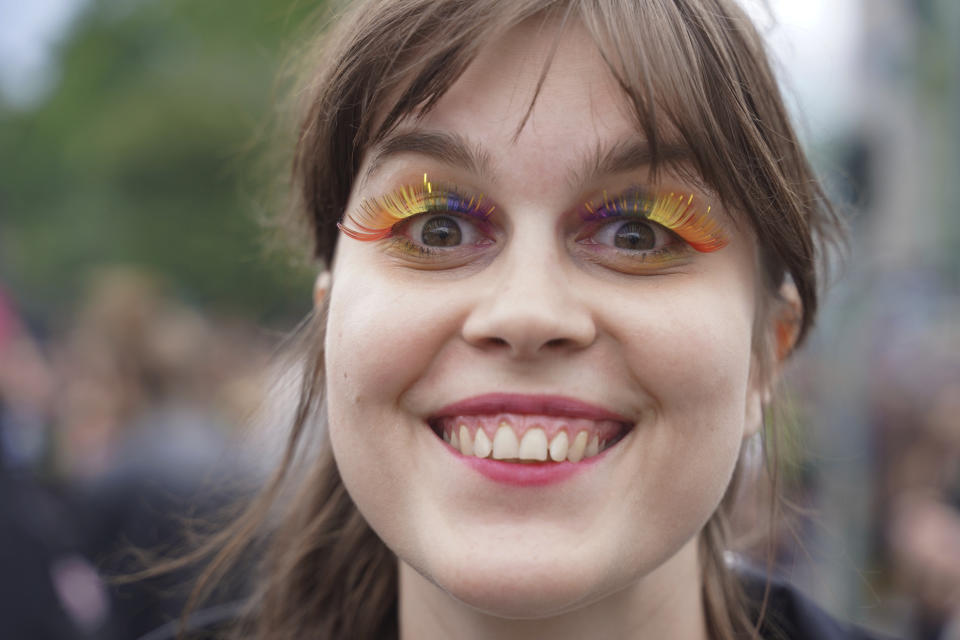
[441,419,611,463]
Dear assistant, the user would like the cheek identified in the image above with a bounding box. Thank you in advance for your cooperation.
[611,279,756,526]
[323,267,423,537]
[325,267,450,410]
[322,255,467,520]
[618,274,757,412]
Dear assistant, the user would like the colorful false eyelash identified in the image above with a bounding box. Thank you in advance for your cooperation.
[583,189,728,252]
[338,174,496,241]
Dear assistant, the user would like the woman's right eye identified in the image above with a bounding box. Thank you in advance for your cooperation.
[338,177,499,257]
[401,213,488,250]
[418,215,462,246]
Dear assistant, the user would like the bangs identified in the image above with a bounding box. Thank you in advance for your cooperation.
[301,0,831,341]
[351,0,778,231]
[576,1,792,229]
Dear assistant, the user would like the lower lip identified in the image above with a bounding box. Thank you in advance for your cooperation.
[454,447,602,486]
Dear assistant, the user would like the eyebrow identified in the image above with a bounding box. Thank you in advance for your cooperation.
[360,130,493,186]
[577,138,693,187]
[360,129,693,190]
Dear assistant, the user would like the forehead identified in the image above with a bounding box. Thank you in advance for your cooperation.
[425,20,625,153]
[359,19,690,199]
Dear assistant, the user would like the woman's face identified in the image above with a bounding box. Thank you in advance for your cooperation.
[325,20,769,618]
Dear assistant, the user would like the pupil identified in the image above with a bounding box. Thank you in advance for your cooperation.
[614,221,654,250]
[421,216,462,247]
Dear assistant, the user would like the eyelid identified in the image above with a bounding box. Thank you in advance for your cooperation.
[339,174,496,242]
[580,186,729,253]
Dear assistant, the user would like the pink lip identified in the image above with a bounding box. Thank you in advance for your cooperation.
[457,451,606,486]
[430,393,630,487]
[430,393,631,423]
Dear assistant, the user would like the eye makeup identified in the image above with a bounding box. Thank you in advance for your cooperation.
[340,177,728,271]
[581,188,729,253]
[338,174,495,242]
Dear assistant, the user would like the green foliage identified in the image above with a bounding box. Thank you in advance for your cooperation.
[0,0,322,324]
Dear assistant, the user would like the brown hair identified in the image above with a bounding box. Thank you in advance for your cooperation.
[168,0,843,638]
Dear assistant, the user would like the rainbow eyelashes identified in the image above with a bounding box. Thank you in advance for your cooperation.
[583,189,729,253]
[338,174,496,241]
[340,177,728,256]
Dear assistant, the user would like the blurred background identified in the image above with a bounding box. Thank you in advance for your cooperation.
[0,0,958,638]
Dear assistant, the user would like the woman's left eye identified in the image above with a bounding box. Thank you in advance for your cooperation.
[585,218,677,252]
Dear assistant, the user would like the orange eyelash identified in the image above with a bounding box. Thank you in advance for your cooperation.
[583,190,728,252]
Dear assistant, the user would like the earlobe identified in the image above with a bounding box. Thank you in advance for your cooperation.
[743,389,765,440]
[314,271,332,308]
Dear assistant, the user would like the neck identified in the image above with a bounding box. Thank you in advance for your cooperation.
[398,535,708,640]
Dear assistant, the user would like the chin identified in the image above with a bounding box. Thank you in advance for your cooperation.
[424,552,621,619]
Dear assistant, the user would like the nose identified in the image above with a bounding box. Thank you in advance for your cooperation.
[461,247,597,358]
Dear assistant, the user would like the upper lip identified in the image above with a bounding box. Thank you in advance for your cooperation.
[429,393,631,423]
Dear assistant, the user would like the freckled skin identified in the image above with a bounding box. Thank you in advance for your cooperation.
[324,18,771,640]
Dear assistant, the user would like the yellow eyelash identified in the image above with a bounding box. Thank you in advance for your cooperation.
[338,174,495,242]
[647,192,727,252]
[587,190,728,253]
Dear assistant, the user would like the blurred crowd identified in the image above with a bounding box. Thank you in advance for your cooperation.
[0,267,277,639]
[870,272,960,638]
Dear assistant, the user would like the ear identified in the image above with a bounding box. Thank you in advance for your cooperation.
[773,280,802,363]
[743,280,802,439]
[313,271,332,308]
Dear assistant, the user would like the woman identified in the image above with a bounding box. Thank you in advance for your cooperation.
[167,0,885,638]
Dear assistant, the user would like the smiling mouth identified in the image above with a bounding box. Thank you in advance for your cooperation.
[428,414,632,463]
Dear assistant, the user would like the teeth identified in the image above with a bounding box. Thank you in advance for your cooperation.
[548,430,569,462]
[473,428,492,458]
[492,422,519,460]
[450,427,459,450]
[585,434,600,458]
[458,424,473,456]
[567,431,588,463]
[443,421,616,463]
[518,428,548,461]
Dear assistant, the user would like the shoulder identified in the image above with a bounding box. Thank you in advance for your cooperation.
[738,568,900,640]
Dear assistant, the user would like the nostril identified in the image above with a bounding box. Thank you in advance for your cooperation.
[476,336,579,354]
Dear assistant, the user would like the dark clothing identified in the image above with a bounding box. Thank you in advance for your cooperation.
[0,470,95,640]
[742,572,897,640]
